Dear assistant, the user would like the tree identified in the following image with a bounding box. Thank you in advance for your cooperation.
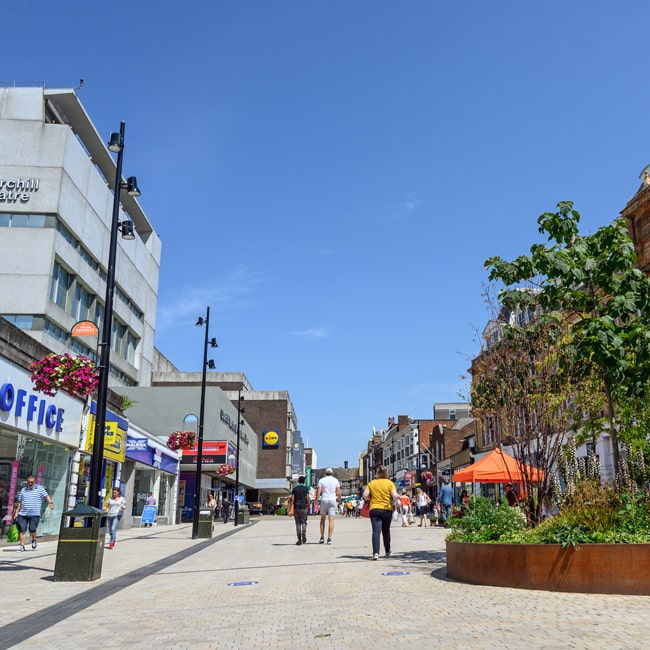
[470,294,579,524]
[485,201,650,480]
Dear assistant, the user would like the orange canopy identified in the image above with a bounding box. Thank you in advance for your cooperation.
[453,448,544,484]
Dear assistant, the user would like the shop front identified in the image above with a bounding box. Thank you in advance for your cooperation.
[0,356,84,540]
[79,403,128,509]
[124,429,179,526]
[179,440,237,522]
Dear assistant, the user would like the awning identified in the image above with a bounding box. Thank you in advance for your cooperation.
[453,447,544,483]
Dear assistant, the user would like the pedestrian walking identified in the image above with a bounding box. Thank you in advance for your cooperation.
[104,487,127,549]
[290,475,310,545]
[207,493,218,520]
[399,490,411,527]
[316,468,341,544]
[416,488,431,527]
[362,466,400,560]
[12,475,54,552]
[438,479,454,527]
[221,496,232,524]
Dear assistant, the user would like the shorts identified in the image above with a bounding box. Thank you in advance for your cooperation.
[320,500,338,516]
[417,505,429,516]
[16,515,40,533]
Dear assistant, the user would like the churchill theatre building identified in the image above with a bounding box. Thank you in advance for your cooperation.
[0,86,165,534]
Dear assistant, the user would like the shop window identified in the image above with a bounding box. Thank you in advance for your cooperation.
[0,433,72,538]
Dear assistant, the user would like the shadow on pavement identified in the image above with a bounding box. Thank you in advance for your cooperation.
[0,523,251,650]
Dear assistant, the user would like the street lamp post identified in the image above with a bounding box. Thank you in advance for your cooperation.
[88,121,139,509]
[192,308,217,539]
[233,391,244,525]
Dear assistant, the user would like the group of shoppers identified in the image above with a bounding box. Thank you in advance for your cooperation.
[286,468,466,560]
[207,492,234,524]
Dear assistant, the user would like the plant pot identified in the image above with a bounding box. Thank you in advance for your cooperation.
[446,540,650,595]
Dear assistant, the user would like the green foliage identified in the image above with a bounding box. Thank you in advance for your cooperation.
[526,491,650,546]
[451,484,650,547]
[120,395,137,412]
[485,201,650,474]
[447,497,527,543]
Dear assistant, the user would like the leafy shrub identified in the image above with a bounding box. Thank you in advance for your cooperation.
[450,484,650,546]
[447,497,526,543]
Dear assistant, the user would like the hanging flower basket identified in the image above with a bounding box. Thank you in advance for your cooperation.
[422,471,434,485]
[166,431,196,451]
[217,463,235,476]
[30,353,99,398]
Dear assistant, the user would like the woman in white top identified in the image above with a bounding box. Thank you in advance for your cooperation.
[416,488,431,527]
[104,487,127,549]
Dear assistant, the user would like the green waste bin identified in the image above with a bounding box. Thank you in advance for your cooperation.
[236,506,250,525]
[53,503,106,582]
[198,509,213,538]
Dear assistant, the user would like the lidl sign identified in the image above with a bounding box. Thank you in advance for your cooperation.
[262,430,280,448]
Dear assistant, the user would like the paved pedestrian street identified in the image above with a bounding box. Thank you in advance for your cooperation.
[0,516,647,649]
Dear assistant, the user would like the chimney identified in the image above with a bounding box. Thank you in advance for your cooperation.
[397,415,410,429]
[344,460,349,469]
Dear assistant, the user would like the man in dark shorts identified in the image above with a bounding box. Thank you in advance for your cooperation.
[13,475,54,552]
[290,475,310,545]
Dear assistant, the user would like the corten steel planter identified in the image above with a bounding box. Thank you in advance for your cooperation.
[446,540,650,595]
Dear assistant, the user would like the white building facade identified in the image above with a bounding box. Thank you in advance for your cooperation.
[0,86,164,534]
[0,86,161,388]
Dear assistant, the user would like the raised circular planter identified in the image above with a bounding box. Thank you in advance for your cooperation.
[446,540,650,595]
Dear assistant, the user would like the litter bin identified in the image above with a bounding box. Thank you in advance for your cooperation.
[236,506,250,525]
[53,503,106,582]
[197,509,213,538]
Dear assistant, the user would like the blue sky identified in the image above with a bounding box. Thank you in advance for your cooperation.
[6,2,650,467]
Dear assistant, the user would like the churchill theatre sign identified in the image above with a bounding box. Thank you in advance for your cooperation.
[0,177,40,203]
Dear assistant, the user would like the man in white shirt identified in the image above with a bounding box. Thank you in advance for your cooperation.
[316,468,342,544]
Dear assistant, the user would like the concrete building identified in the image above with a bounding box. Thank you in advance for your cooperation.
[0,86,171,533]
[116,382,257,521]
[0,86,161,388]
[124,369,300,512]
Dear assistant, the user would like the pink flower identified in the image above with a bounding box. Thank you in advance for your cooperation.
[30,353,99,398]
[166,431,196,451]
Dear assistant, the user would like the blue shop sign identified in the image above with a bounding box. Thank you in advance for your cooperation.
[126,435,178,473]
[0,356,83,447]
[126,437,148,452]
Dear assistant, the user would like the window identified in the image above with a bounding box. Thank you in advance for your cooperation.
[1,314,33,329]
[10,214,47,228]
[486,417,497,446]
[70,336,98,363]
[0,212,54,228]
[49,262,73,310]
[126,331,138,365]
[47,259,139,369]
[72,283,96,322]
[112,319,127,357]
[43,319,68,343]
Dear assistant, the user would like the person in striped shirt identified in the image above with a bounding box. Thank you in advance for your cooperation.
[13,475,54,552]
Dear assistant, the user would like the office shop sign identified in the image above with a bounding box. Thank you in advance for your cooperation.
[0,177,40,204]
[0,356,83,446]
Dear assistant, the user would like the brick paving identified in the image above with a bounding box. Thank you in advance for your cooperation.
[0,516,648,649]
